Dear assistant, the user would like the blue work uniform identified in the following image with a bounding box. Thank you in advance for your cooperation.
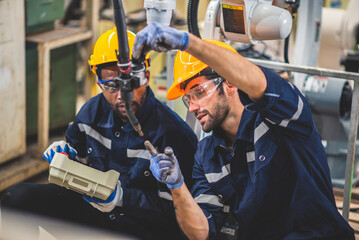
[66,87,198,239]
[191,67,354,240]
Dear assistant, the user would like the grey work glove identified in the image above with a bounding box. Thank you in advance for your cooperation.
[150,147,184,189]
[133,22,189,60]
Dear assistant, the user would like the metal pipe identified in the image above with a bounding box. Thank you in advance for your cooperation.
[247,58,359,81]
[342,80,359,220]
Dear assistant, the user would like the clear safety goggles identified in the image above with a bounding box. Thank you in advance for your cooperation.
[98,76,121,93]
[182,77,224,109]
[97,70,147,94]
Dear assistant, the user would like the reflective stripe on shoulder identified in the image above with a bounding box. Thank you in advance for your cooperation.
[205,164,230,183]
[280,95,303,127]
[254,122,269,144]
[264,93,280,97]
[194,194,223,207]
[78,123,112,149]
[158,190,173,201]
[127,149,151,160]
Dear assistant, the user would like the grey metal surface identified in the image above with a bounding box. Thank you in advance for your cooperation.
[166,50,177,110]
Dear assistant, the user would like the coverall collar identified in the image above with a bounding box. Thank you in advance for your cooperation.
[212,108,255,149]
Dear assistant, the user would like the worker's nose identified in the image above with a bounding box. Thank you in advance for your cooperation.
[115,90,122,100]
[188,102,200,113]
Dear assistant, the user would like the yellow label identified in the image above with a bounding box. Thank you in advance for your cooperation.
[222,4,243,10]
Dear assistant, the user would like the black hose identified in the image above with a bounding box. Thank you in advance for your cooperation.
[187,0,201,38]
[113,0,143,136]
[124,94,143,136]
[113,0,130,75]
[284,0,301,63]
[284,33,290,64]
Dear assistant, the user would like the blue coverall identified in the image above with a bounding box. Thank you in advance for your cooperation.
[1,87,198,240]
[191,67,355,240]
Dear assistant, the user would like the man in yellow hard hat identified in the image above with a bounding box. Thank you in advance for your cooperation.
[132,22,355,240]
[1,28,198,240]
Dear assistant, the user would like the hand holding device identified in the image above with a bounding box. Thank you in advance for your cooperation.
[83,180,123,212]
[43,140,77,163]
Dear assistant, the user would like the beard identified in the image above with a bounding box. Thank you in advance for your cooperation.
[112,89,147,121]
[200,96,229,133]
[113,101,142,121]
[114,97,146,122]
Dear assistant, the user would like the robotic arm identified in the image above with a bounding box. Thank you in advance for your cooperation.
[144,0,292,43]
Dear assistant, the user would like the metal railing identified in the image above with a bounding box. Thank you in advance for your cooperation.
[248,58,359,220]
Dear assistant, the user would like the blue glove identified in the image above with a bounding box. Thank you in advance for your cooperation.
[43,140,77,163]
[150,147,184,189]
[133,22,189,59]
[83,180,123,212]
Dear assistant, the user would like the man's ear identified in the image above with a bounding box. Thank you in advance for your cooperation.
[224,80,237,96]
[145,70,150,86]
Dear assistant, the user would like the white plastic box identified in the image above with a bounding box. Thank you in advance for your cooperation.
[49,153,120,200]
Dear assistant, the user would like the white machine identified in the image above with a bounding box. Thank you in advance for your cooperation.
[206,0,292,43]
[144,0,176,26]
[144,0,292,42]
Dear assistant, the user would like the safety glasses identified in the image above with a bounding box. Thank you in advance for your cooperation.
[182,77,224,109]
[98,76,121,93]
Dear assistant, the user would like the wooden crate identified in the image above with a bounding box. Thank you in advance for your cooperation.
[0,0,26,164]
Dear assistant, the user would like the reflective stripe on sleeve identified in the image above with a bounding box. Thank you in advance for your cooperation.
[205,164,230,183]
[78,123,112,149]
[127,149,151,160]
[279,95,303,128]
[194,194,223,207]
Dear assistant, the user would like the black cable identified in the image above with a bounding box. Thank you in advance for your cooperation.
[283,0,301,64]
[284,33,290,64]
[113,0,130,70]
[187,0,201,38]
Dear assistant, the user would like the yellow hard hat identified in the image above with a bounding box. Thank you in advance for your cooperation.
[88,27,150,75]
[167,39,237,100]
